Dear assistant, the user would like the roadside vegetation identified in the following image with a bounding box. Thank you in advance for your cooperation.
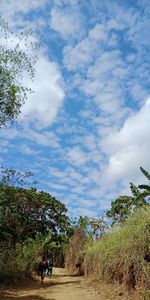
[66,167,150,298]
[0,168,73,282]
[84,207,150,290]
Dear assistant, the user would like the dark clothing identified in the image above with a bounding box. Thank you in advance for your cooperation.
[39,260,48,275]
[47,259,53,277]
[39,259,48,284]
[39,259,48,271]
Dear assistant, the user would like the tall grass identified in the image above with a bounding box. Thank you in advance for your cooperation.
[65,228,91,274]
[84,207,150,290]
[0,237,43,282]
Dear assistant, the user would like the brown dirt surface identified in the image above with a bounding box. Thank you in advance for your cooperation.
[0,268,144,300]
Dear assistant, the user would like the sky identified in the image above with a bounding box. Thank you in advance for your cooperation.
[0,0,150,218]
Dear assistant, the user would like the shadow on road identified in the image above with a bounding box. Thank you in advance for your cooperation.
[0,294,55,300]
[0,278,81,300]
[41,279,81,288]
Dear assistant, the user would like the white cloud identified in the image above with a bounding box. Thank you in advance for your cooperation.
[20,145,39,155]
[50,8,82,40]
[20,54,64,128]
[69,207,96,217]
[102,97,150,183]
[67,146,89,166]
[47,182,69,191]
[79,199,97,208]
[1,0,150,217]
[23,129,60,148]
[1,0,48,22]
[1,5,65,129]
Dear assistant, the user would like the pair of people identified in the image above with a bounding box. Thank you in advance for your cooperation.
[38,256,53,284]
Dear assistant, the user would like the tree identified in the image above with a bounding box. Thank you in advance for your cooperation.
[88,216,108,239]
[0,185,70,245]
[0,17,37,126]
[107,167,150,225]
[129,166,150,205]
[0,166,34,187]
[106,195,135,225]
[138,167,150,202]
[0,167,74,271]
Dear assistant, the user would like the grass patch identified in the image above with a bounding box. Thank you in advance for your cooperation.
[0,238,42,282]
[84,207,150,290]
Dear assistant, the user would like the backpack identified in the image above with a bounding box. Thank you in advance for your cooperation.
[48,259,53,267]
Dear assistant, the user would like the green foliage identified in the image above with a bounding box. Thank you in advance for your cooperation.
[44,232,71,267]
[65,216,108,274]
[85,207,150,290]
[0,167,74,280]
[129,182,141,198]
[107,167,150,225]
[140,167,150,181]
[138,167,150,202]
[0,166,34,187]
[106,195,135,225]
[73,215,108,239]
[0,235,44,281]
[0,17,37,126]
[77,216,89,234]
[88,217,108,239]
[0,185,70,245]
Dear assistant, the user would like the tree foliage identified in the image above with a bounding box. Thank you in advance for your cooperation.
[106,195,135,225]
[0,167,74,271]
[0,17,37,126]
[107,167,150,225]
[0,166,34,187]
[0,185,70,245]
[72,215,108,239]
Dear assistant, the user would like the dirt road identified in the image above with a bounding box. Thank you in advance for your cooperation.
[0,268,137,300]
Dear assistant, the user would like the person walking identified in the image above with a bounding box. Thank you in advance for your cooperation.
[47,257,54,277]
[39,256,48,284]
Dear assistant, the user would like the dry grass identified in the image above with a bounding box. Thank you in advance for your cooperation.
[84,207,150,292]
[65,228,91,275]
[0,238,42,282]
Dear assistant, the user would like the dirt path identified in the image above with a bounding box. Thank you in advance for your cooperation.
[0,268,136,300]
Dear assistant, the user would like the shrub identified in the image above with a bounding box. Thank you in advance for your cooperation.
[84,207,150,290]
[65,228,91,275]
[0,236,43,282]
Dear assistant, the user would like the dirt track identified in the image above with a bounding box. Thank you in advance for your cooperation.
[0,268,138,300]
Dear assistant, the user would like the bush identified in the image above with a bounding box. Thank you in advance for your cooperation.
[0,236,43,282]
[65,228,91,275]
[84,207,150,290]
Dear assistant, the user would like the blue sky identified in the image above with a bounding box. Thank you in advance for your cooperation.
[0,0,150,217]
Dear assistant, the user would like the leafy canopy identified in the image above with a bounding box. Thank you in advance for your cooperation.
[0,17,37,126]
[0,168,71,246]
[0,185,70,244]
[106,167,150,225]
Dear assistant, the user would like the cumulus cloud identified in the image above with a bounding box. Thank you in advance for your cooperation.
[20,54,64,128]
[102,97,150,182]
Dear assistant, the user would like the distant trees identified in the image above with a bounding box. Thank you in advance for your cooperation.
[0,185,70,245]
[72,215,108,240]
[0,167,72,249]
[0,17,37,127]
[106,167,150,225]
[65,215,108,273]
[0,167,73,276]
